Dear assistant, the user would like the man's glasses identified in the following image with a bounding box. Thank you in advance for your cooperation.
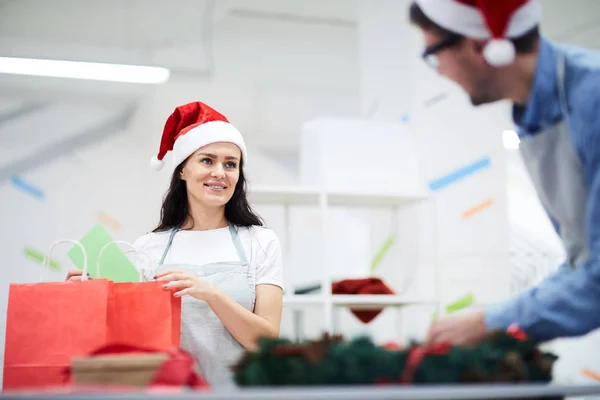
[421,34,463,69]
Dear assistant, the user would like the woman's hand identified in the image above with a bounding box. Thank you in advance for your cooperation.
[155,269,217,301]
[65,269,91,281]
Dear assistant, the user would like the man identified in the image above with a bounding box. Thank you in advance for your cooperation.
[408,0,600,345]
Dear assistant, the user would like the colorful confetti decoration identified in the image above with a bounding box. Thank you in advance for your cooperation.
[365,99,380,118]
[432,293,475,320]
[23,247,60,270]
[428,157,491,191]
[424,92,448,108]
[369,234,395,274]
[10,176,45,200]
[97,211,122,232]
[582,368,600,382]
[462,199,494,219]
[445,293,475,314]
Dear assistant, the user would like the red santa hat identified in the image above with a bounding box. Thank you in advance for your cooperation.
[415,0,541,66]
[151,101,247,171]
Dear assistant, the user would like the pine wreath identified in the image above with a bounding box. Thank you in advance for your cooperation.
[232,330,560,400]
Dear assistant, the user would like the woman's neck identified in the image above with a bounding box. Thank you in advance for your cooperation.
[181,203,228,231]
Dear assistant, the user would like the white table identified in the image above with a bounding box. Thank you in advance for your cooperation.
[2,383,600,400]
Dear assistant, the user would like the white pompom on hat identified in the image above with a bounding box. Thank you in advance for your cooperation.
[415,0,541,67]
[151,101,247,172]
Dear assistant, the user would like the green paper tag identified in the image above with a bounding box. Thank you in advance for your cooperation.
[67,223,140,282]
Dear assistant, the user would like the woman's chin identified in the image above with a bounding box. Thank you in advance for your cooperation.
[200,194,232,208]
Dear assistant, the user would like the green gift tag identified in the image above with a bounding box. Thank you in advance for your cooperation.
[67,223,140,282]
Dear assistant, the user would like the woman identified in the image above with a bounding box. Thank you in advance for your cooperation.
[67,101,284,387]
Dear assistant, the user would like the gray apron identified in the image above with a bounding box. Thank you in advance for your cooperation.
[518,54,591,268]
[157,224,256,387]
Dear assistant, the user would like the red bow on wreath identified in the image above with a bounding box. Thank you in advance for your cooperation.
[394,324,529,385]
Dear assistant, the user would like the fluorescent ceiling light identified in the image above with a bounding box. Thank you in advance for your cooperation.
[0,57,170,84]
[503,129,520,149]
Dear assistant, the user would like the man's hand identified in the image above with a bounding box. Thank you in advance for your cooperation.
[425,309,488,346]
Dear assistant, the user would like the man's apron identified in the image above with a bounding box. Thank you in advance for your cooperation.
[518,54,591,269]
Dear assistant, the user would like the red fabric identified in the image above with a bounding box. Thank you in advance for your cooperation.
[455,0,530,39]
[157,101,229,162]
[331,278,395,323]
[67,344,209,390]
[3,280,181,391]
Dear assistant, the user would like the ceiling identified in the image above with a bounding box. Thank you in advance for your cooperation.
[0,0,599,181]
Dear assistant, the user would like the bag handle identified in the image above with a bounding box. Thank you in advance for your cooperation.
[40,239,88,282]
[97,241,154,282]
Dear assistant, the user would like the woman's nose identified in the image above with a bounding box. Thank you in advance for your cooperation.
[211,165,225,177]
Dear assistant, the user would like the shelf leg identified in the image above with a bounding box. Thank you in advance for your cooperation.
[392,206,406,343]
[284,204,291,261]
[431,197,443,315]
[293,310,304,342]
[332,307,340,335]
[319,191,332,334]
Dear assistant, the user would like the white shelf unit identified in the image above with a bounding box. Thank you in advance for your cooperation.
[248,185,441,340]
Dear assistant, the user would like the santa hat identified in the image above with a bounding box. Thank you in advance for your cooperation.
[151,101,247,171]
[415,0,541,66]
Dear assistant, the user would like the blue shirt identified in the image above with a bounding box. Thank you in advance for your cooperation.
[485,37,600,342]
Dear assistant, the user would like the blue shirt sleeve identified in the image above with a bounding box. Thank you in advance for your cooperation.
[485,68,600,343]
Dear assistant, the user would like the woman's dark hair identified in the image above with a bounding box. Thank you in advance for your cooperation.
[409,2,540,54]
[153,157,263,232]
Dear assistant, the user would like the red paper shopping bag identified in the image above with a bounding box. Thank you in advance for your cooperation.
[3,279,112,390]
[3,280,182,391]
[108,281,181,350]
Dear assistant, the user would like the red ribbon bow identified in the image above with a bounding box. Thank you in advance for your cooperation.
[507,323,528,342]
[399,342,451,384]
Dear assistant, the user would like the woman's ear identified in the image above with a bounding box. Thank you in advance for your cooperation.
[179,168,185,181]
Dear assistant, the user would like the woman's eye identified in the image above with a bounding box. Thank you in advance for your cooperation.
[225,162,237,169]
[201,158,212,164]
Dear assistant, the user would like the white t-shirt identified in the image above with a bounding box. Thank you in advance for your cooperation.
[131,225,283,289]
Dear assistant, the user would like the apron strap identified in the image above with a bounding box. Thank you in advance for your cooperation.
[158,228,178,267]
[556,54,570,124]
[228,224,249,265]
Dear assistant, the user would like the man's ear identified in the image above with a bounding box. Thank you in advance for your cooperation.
[464,38,489,65]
